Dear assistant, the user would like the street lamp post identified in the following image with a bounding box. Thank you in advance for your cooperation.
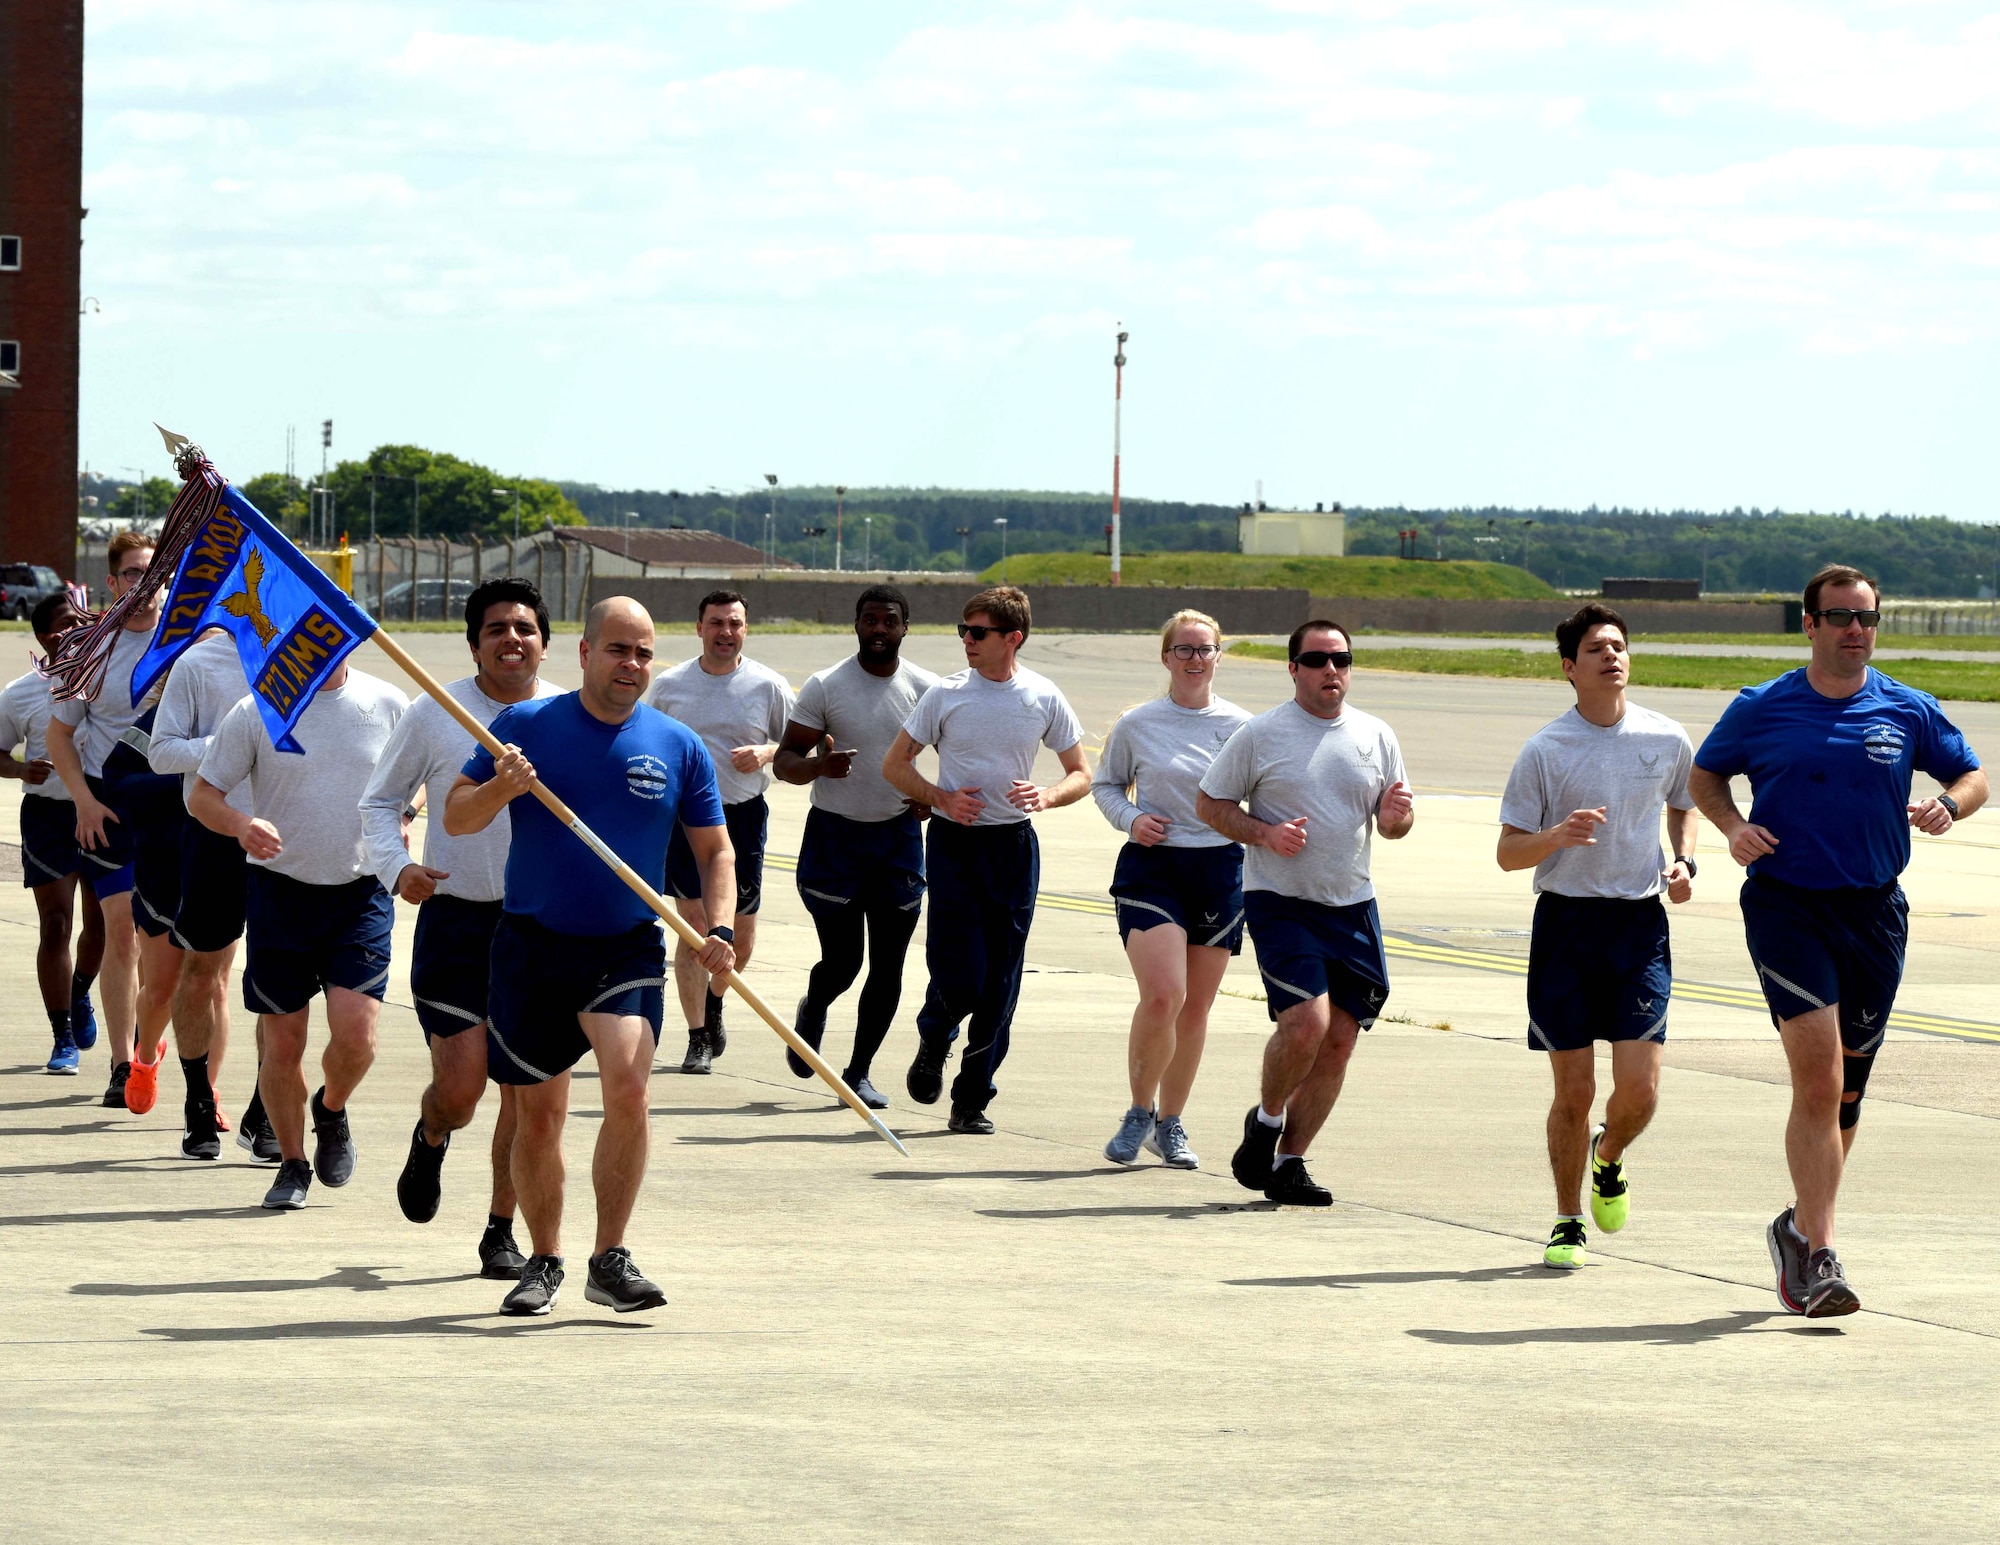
[1695,521,1714,594]
[804,525,827,570]
[834,485,847,572]
[1110,326,1128,588]
[955,526,971,571]
[493,487,519,542]
[763,473,778,567]
[1520,518,1534,576]
[624,510,639,560]
[995,517,1009,583]
[863,516,872,571]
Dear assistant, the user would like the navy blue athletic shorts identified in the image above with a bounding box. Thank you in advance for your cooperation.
[1526,892,1672,1052]
[78,773,136,897]
[173,818,248,953]
[795,805,925,919]
[1109,842,1244,953]
[411,894,504,1043]
[485,912,667,1085]
[18,795,83,888]
[99,736,186,941]
[242,870,394,1016]
[667,795,766,915]
[1740,873,1907,1054]
[1242,890,1390,1025]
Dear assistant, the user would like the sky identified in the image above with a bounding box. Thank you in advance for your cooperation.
[76,1,2000,518]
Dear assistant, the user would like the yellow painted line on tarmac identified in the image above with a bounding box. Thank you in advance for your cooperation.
[765,852,2000,1046]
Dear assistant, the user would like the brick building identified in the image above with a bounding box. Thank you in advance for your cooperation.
[0,2,86,579]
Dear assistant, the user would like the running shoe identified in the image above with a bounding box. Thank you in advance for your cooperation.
[101,1061,131,1109]
[396,1119,448,1224]
[705,994,727,1061]
[502,1254,564,1316]
[787,995,826,1079]
[45,1027,80,1076]
[1104,1103,1156,1165]
[479,1220,528,1281]
[262,1158,313,1211]
[1766,1206,1810,1315]
[845,1072,890,1110]
[680,1028,712,1076]
[947,1106,995,1135]
[585,1246,669,1313]
[1147,1114,1199,1170]
[1804,1247,1860,1318]
[180,1095,222,1161]
[906,1035,949,1105]
[1265,1156,1332,1207]
[123,1040,167,1115]
[1589,1125,1629,1234]
[1230,1105,1281,1192]
[310,1087,356,1187]
[1544,1217,1588,1270]
[236,1110,281,1165]
[70,993,98,1050]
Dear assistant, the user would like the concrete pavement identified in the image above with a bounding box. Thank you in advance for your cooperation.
[3,625,1997,1542]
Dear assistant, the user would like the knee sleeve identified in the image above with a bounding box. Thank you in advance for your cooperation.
[1840,1048,1876,1130]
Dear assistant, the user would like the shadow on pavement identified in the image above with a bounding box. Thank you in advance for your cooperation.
[139,1312,650,1342]
[0,1094,99,1113]
[979,1202,1279,1221]
[0,1120,126,1140]
[1408,1309,1808,1346]
[0,1204,273,1229]
[875,1167,1148,1183]
[74,1266,478,1297]
[0,1156,218,1179]
[1229,1266,1554,1289]
[675,1129,877,1146]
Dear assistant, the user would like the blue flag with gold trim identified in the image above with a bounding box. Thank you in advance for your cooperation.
[129,485,378,753]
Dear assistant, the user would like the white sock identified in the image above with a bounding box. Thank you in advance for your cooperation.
[1273,1152,1302,1170]
[1255,1107,1284,1128]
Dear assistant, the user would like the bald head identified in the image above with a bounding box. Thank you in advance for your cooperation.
[585,596,653,644]
[577,596,657,723]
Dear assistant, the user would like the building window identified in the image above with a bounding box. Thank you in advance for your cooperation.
[0,341,18,374]
[0,236,19,270]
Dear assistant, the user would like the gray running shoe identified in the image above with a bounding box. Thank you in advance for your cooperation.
[502,1254,564,1316]
[1146,1114,1199,1170]
[1104,1103,1155,1165]
[310,1087,356,1187]
[585,1246,668,1313]
[845,1072,889,1110]
[1766,1206,1810,1314]
[1804,1246,1860,1318]
[681,1028,713,1075]
[262,1158,312,1211]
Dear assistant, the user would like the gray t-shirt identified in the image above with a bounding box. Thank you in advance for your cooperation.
[792,654,941,823]
[1198,700,1408,906]
[902,665,1085,828]
[51,626,161,778]
[0,669,70,802]
[1498,703,1696,899]
[198,668,409,887]
[359,675,563,903]
[647,656,795,806]
[1092,695,1253,849]
[149,630,253,814]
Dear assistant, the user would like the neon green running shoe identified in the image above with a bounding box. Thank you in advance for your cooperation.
[1589,1125,1630,1234]
[1543,1217,1588,1269]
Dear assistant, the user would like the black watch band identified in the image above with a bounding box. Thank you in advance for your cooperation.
[1939,794,1961,819]
[1675,854,1698,876]
[706,925,736,944]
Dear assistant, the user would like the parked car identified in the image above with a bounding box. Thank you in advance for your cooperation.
[379,577,477,621]
[0,564,66,621]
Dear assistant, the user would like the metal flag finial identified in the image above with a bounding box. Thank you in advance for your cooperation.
[153,422,206,481]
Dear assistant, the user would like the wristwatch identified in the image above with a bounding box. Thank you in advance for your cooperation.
[1938,794,1960,820]
[707,925,736,944]
[1674,854,1698,876]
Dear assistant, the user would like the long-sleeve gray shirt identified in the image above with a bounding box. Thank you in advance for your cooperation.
[1091,695,1253,847]
[149,630,252,814]
[359,675,562,902]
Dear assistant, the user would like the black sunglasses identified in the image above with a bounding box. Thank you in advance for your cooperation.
[1291,650,1354,670]
[958,623,1015,641]
[1809,608,1880,629]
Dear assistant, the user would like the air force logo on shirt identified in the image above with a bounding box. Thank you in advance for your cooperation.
[626,754,671,800]
[1863,723,1906,766]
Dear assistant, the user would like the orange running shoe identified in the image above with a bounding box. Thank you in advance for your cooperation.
[124,1039,168,1115]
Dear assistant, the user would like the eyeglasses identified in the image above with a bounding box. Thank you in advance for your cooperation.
[1809,608,1880,629]
[114,567,148,582]
[1166,644,1219,660]
[1291,650,1353,670]
[958,623,1014,641]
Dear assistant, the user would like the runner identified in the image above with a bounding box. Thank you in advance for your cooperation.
[149,627,260,1160]
[363,578,556,1280]
[446,597,733,1316]
[1090,609,1251,1170]
[1496,603,1697,1269]
[883,586,1090,1134]
[1689,564,1985,1317]
[1,593,105,1075]
[772,584,939,1108]
[1197,620,1414,1205]
[648,590,793,1075]
[189,659,408,1210]
[46,533,179,1112]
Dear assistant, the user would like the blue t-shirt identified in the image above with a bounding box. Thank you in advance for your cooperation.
[462,692,724,935]
[1694,667,1979,890]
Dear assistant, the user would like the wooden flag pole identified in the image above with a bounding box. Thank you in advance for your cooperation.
[367,631,910,1158]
